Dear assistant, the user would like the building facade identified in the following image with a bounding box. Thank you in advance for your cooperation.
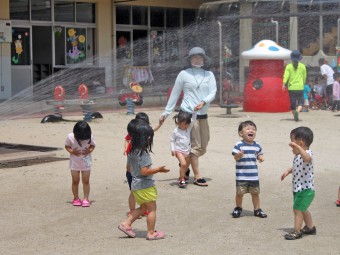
[0,0,208,100]
[1,0,339,102]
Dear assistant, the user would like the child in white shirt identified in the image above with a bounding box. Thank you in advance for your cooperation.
[170,110,197,188]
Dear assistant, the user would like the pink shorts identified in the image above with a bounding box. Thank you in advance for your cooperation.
[71,169,91,172]
[175,151,190,158]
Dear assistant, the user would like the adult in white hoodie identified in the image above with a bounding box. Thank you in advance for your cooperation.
[159,47,217,187]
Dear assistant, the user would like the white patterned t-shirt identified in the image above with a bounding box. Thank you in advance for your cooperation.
[292,150,315,193]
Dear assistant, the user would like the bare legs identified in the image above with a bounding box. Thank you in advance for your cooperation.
[128,192,136,212]
[71,170,80,200]
[82,171,90,200]
[176,152,190,180]
[291,105,302,116]
[120,201,158,237]
[293,209,314,231]
[190,154,200,180]
[251,193,260,210]
[235,192,261,210]
[71,170,90,200]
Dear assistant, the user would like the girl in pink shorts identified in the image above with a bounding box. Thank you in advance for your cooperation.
[170,110,197,188]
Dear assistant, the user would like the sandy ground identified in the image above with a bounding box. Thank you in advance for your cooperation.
[1,105,340,255]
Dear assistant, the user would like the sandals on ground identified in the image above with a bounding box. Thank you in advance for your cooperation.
[284,230,302,240]
[301,225,316,235]
[178,178,187,188]
[336,199,340,207]
[118,224,136,238]
[193,178,208,187]
[146,230,165,241]
[184,169,190,183]
[232,207,242,218]
[179,163,190,184]
[254,208,267,218]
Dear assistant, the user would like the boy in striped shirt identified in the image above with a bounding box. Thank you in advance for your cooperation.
[231,121,267,218]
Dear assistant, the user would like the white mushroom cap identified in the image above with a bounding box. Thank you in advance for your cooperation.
[241,40,291,60]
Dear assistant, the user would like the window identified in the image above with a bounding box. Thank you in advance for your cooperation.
[298,3,320,56]
[166,8,180,28]
[322,3,339,56]
[11,27,30,65]
[54,26,65,66]
[183,9,196,27]
[165,30,179,62]
[252,2,289,48]
[116,31,132,64]
[86,28,95,64]
[116,6,199,67]
[31,0,52,21]
[76,3,95,23]
[151,30,164,65]
[150,7,164,27]
[10,0,29,20]
[133,6,148,26]
[116,5,131,24]
[55,1,75,22]
[133,29,148,66]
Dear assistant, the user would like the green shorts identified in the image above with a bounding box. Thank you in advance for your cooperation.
[293,189,315,212]
[132,186,157,205]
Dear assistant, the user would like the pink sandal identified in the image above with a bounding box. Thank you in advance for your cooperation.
[118,224,136,238]
[72,198,82,206]
[146,230,165,240]
[81,199,90,207]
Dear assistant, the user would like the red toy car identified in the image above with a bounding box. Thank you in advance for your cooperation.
[118,90,143,106]
[118,82,144,106]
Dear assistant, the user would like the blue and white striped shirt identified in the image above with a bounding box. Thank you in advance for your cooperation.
[232,140,263,181]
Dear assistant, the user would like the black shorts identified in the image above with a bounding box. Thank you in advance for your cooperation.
[288,90,304,110]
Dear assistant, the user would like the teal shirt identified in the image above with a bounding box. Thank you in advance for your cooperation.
[283,62,307,91]
[304,84,311,99]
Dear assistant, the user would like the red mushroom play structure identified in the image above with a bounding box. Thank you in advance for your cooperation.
[241,40,291,112]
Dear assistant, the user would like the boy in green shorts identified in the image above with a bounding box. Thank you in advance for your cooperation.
[281,126,316,240]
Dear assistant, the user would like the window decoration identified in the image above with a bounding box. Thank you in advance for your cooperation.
[11,27,30,65]
[66,28,86,64]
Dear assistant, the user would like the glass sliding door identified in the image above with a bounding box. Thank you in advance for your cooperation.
[11,27,32,96]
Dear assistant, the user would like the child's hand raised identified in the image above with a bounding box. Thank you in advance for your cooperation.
[234,151,244,161]
[289,142,303,155]
[158,166,170,173]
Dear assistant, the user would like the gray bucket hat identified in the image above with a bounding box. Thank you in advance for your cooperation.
[185,47,212,69]
[290,50,302,61]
